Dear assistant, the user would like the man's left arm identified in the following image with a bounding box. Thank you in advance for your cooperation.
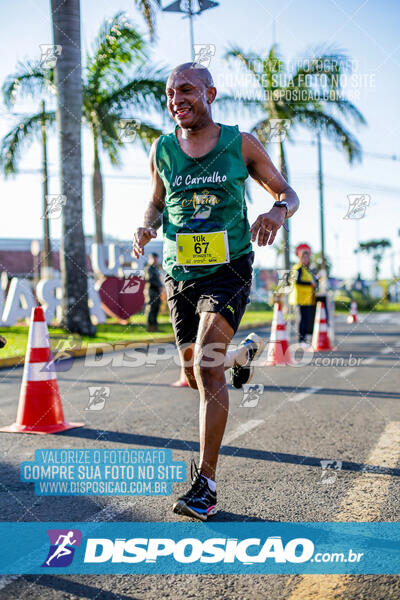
[241,132,299,246]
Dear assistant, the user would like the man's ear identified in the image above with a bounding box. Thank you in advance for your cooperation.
[206,86,217,104]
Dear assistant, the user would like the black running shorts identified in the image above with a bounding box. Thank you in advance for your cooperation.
[164,251,254,347]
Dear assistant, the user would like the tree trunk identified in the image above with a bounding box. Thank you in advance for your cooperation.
[41,99,52,274]
[51,0,95,335]
[279,139,291,270]
[92,138,104,244]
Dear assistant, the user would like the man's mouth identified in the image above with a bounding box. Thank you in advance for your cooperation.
[174,107,191,119]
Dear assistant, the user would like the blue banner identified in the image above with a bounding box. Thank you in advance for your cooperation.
[0,522,399,574]
[20,449,186,496]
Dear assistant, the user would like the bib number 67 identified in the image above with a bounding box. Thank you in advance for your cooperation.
[194,241,209,254]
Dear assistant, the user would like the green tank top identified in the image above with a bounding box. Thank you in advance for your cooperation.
[155,123,252,281]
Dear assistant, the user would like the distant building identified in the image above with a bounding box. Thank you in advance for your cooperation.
[0,237,163,280]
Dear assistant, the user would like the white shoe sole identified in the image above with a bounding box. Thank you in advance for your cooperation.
[173,499,217,521]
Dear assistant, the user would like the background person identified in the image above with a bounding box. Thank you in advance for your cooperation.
[144,252,163,332]
[289,244,317,343]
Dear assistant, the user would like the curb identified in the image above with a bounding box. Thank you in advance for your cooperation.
[0,321,268,371]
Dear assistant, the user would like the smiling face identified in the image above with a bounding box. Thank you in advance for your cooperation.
[166,64,216,129]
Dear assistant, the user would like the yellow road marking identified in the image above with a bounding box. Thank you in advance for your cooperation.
[287,421,400,599]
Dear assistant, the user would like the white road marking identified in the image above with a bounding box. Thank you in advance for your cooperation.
[222,419,264,445]
[362,356,378,365]
[337,355,378,378]
[288,386,322,403]
[288,421,400,599]
[337,367,356,378]
[380,347,393,354]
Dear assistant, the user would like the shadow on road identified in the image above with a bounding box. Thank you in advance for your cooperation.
[22,575,140,600]
[59,428,400,477]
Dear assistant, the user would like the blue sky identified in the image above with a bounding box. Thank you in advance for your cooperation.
[0,0,399,278]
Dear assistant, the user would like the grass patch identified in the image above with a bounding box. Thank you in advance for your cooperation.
[0,309,273,360]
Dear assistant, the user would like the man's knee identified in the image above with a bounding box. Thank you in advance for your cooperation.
[194,363,225,388]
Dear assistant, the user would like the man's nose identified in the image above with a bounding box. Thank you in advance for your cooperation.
[173,90,185,104]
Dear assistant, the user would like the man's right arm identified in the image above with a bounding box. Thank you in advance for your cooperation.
[132,139,166,258]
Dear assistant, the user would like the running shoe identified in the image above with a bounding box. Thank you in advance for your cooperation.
[230,332,265,389]
[173,460,217,521]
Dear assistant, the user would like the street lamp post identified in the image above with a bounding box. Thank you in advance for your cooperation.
[162,0,219,60]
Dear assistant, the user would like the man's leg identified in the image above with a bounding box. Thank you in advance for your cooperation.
[193,311,234,480]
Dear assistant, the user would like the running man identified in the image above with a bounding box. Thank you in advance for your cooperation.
[46,531,77,566]
[133,63,299,521]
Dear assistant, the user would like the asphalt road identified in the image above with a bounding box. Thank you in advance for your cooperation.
[0,312,399,599]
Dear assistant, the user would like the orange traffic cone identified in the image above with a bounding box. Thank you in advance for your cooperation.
[0,306,84,434]
[264,302,292,365]
[347,301,358,324]
[312,301,332,351]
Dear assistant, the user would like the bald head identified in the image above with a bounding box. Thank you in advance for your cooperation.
[167,62,214,89]
[166,63,217,128]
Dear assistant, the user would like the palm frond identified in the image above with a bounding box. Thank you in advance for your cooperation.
[296,108,363,164]
[85,12,146,94]
[0,111,56,175]
[323,96,367,126]
[224,46,262,83]
[215,93,262,114]
[2,60,53,107]
[97,70,167,115]
[133,0,160,41]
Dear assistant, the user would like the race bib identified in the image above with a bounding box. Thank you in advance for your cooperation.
[176,231,230,266]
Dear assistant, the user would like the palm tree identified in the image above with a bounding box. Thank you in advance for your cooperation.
[356,239,391,280]
[2,13,166,247]
[83,12,166,243]
[224,45,366,269]
[0,92,56,275]
[50,0,94,335]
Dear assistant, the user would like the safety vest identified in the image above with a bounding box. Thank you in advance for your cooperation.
[289,263,316,306]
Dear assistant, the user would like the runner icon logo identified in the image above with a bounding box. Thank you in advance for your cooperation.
[193,44,216,68]
[319,460,342,485]
[344,194,371,220]
[42,529,82,567]
[86,386,110,411]
[240,384,264,408]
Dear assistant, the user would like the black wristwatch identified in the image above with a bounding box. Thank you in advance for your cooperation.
[273,200,289,217]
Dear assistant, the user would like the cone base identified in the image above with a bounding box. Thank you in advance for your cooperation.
[312,345,333,352]
[0,421,84,435]
[347,316,357,324]
[170,379,190,387]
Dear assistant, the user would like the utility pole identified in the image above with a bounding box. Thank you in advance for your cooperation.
[40,99,52,278]
[317,129,326,271]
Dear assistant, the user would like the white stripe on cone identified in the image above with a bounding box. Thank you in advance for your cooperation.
[27,321,50,349]
[22,361,56,382]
